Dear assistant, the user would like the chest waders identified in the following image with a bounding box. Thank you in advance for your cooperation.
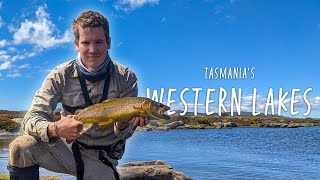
[62,61,121,180]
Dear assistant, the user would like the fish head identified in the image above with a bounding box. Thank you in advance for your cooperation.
[143,99,170,120]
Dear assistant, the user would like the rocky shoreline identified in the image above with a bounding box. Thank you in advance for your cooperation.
[136,117,318,132]
[1,115,320,135]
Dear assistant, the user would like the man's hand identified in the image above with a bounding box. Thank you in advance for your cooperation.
[48,115,83,140]
[116,116,149,130]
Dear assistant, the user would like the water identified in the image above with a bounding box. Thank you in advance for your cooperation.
[1,127,320,179]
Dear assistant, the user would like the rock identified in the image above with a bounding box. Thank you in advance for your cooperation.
[155,126,170,131]
[224,122,237,128]
[11,118,23,124]
[0,129,18,136]
[148,120,160,127]
[184,124,191,129]
[176,126,186,129]
[118,160,191,180]
[164,121,184,129]
[213,122,224,128]
[136,124,157,131]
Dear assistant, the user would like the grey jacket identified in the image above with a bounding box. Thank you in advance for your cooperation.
[22,60,137,146]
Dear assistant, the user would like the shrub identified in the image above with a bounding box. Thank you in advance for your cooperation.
[0,118,18,132]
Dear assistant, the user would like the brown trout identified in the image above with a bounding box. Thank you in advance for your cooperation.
[75,97,170,134]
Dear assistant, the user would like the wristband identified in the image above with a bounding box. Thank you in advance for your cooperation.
[52,122,59,137]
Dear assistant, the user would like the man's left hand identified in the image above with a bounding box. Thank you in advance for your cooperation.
[116,116,149,130]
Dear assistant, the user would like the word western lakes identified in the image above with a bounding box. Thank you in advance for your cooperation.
[204,67,255,79]
[146,88,312,116]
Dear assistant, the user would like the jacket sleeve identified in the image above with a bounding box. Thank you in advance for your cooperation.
[114,68,138,139]
[21,68,63,142]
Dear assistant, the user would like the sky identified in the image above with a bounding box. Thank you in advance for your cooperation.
[0,0,320,118]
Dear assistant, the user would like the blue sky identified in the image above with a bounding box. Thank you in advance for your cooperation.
[0,0,319,118]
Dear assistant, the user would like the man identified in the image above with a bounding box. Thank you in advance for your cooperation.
[7,10,148,180]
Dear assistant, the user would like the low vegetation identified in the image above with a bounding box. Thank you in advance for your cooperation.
[0,110,24,132]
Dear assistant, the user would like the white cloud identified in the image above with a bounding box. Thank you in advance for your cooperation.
[7,72,21,78]
[11,51,37,62]
[0,52,10,61]
[115,0,160,12]
[0,39,6,48]
[7,69,21,78]
[0,1,2,9]
[314,97,320,104]
[0,61,12,70]
[12,5,72,49]
[18,64,30,69]
[8,47,16,52]
[0,50,6,55]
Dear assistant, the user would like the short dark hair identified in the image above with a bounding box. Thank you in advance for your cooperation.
[73,10,110,40]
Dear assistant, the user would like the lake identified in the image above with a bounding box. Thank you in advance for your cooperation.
[1,127,320,179]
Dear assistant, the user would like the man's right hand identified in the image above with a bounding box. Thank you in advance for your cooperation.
[48,115,83,140]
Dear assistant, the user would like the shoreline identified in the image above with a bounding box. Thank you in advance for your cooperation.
[1,110,320,135]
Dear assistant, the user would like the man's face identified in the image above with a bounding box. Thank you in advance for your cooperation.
[74,26,110,70]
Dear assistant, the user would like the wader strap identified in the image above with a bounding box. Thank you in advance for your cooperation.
[99,150,120,180]
[76,65,93,107]
[75,140,111,152]
[62,61,113,114]
[66,61,115,180]
[62,104,87,115]
[71,142,84,180]
[100,72,111,102]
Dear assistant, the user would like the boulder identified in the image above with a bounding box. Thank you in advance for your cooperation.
[176,126,186,129]
[224,122,237,128]
[184,124,191,129]
[213,122,224,129]
[155,126,170,131]
[164,121,184,129]
[118,160,191,180]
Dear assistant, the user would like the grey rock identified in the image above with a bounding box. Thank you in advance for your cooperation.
[155,126,170,131]
[118,160,191,180]
[175,126,186,129]
[224,122,238,128]
[164,121,184,129]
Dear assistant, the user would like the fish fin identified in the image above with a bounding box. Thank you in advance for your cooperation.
[74,109,82,115]
[79,123,94,135]
[98,121,114,127]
